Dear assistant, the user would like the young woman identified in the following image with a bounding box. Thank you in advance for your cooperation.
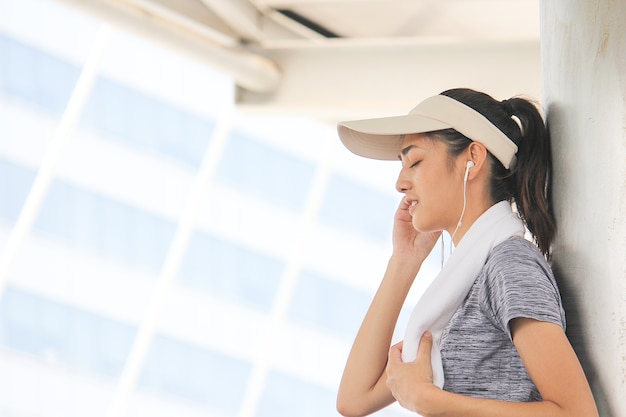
[335,88,598,417]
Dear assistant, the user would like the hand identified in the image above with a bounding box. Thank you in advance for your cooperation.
[392,197,440,262]
[386,333,440,415]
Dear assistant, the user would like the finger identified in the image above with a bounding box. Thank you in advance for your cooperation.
[416,331,433,362]
[396,198,411,215]
[394,198,412,222]
[388,341,404,363]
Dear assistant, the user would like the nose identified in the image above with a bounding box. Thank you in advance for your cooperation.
[396,168,411,193]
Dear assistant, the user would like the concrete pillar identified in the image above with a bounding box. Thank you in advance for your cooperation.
[540,1,626,416]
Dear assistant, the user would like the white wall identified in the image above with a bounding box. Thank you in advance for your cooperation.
[540,1,626,416]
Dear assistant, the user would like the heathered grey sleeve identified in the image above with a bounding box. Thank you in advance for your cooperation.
[481,238,566,341]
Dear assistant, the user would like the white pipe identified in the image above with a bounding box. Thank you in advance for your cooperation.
[105,100,235,417]
[119,0,239,48]
[255,0,523,4]
[56,0,282,93]
[200,0,266,41]
[0,25,111,300]
[201,0,316,42]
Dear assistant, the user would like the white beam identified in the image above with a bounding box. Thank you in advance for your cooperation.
[200,0,265,41]
[254,0,535,5]
[116,0,239,47]
[235,40,542,122]
[56,0,282,93]
[200,0,305,42]
[254,0,413,5]
[264,9,328,41]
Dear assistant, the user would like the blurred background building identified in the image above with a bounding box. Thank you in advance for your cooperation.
[2,1,624,417]
[0,1,444,416]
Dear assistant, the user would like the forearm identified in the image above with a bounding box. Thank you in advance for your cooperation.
[337,255,421,417]
[416,388,583,417]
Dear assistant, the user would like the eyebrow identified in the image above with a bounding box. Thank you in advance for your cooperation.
[398,145,416,161]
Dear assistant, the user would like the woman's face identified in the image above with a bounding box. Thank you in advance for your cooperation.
[396,133,465,234]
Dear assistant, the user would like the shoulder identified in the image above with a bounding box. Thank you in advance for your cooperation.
[487,236,548,269]
[484,237,554,283]
[479,237,565,335]
[483,236,557,293]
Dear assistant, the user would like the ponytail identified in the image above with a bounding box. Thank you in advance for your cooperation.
[504,98,556,258]
[437,89,556,258]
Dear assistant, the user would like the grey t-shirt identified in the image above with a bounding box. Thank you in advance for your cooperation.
[440,237,565,401]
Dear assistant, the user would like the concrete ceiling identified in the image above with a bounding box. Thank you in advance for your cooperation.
[56,0,542,121]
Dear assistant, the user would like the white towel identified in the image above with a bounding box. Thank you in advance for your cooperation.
[401,200,525,388]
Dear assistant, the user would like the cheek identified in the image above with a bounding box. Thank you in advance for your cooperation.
[412,173,456,229]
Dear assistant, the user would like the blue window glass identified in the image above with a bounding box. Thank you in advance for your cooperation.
[179,233,284,311]
[0,34,214,169]
[1,159,287,303]
[139,335,252,415]
[0,34,79,115]
[318,173,397,242]
[0,159,176,273]
[288,270,370,339]
[0,158,35,223]
[256,371,336,417]
[35,179,176,273]
[258,370,410,417]
[0,287,253,413]
[0,287,136,378]
[216,132,315,212]
[81,77,214,167]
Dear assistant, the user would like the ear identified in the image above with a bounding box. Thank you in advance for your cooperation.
[465,142,489,180]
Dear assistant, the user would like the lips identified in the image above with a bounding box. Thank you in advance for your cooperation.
[408,199,418,216]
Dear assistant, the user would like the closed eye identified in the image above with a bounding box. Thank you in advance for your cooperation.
[410,160,422,168]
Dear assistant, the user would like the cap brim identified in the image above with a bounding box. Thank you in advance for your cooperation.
[337,114,451,160]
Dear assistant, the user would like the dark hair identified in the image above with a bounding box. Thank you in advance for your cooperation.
[430,88,556,258]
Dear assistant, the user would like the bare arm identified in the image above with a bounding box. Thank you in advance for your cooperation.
[336,198,439,417]
[336,255,420,417]
[386,319,599,417]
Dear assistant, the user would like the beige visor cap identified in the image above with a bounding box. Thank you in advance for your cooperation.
[337,94,518,169]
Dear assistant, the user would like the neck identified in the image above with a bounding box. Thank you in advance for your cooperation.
[448,195,493,247]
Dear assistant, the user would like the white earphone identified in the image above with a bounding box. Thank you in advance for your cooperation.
[464,160,475,183]
[449,160,475,255]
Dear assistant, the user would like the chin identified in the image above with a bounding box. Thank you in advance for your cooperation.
[411,219,432,233]
[412,217,442,234]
